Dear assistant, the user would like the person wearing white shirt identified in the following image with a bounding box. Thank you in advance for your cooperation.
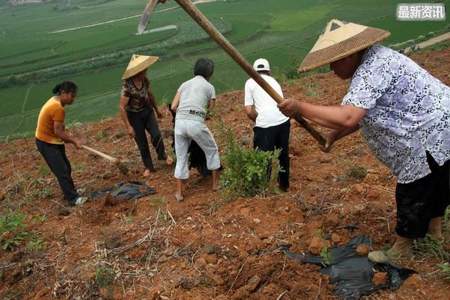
[244,58,291,191]
[171,58,221,202]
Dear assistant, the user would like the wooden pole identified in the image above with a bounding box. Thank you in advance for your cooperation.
[174,0,326,146]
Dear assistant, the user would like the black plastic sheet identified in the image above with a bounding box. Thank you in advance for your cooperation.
[281,236,415,299]
[90,181,156,201]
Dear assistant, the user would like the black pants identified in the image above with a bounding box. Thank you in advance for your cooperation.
[395,152,450,239]
[253,120,290,190]
[127,107,166,171]
[36,139,79,204]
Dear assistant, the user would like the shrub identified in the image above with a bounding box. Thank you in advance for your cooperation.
[220,127,281,199]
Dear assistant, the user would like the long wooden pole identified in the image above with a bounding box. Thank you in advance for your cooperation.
[173,0,326,146]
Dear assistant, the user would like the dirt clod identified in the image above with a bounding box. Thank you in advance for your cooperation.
[325,214,339,227]
[231,275,261,300]
[331,233,341,245]
[57,207,71,216]
[366,189,380,201]
[309,236,326,255]
[372,272,388,286]
[356,244,370,256]
[204,254,218,265]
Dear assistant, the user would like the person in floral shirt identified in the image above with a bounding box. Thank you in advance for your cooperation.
[279,19,450,262]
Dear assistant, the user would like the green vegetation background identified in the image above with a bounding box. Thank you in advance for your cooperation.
[0,0,448,138]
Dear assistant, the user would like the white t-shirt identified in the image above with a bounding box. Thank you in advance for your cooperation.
[176,75,216,122]
[244,74,289,128]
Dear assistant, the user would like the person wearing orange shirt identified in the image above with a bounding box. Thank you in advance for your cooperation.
[35,81,87,206]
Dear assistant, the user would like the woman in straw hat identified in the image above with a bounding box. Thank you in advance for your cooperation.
[120,54,173,177]
[279,20,450,263]
[170,58,221,202]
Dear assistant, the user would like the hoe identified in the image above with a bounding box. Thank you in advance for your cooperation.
[137,0,327,147]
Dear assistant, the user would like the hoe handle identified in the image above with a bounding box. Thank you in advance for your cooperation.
[174,0,326,146]
[82,145,118,163]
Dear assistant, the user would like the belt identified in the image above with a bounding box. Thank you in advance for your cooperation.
[188,110,206,118]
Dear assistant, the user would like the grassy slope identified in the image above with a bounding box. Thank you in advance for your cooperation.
[0,0,449,138]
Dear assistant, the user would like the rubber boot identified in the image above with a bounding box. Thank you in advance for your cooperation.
[368,236,413,263]
[427,217,443,241]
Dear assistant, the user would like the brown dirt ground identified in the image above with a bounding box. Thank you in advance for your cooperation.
[1,46,449,299]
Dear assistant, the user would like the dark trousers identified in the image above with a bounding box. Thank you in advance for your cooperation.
[395,152,450,238]
[127,107,166,171]
[36,139,79,203]
[253,120,290,190]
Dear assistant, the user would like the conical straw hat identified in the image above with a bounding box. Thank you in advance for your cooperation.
[299,19,390,72]
[122,54,159,80]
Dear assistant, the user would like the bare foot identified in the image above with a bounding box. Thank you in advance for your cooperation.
[175,193,184,202]
[143,169,152,177]
[166,156,174,166]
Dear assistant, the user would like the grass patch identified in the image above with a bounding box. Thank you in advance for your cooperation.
[0,210,45,252]
[95,265,116,288]
[414,235,449,261]
[270,4,333,32]
[438,263,450,282]
[345,165,368,181]
[148,196,166,208]
[0,210,28,250]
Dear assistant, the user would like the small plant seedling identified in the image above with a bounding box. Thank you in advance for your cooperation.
[95,265,115,288]
[346,165,368,181]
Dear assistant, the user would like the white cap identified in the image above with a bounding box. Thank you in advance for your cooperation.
[253,58,270,72]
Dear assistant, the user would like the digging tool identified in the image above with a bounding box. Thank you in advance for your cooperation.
[137,0,160,34]
[82,145,129,175]
[137,0,326,147]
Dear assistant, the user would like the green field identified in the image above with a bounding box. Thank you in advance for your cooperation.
[0,0,448,138]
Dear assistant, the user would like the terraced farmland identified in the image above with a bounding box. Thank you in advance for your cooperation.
[0,0,448,138]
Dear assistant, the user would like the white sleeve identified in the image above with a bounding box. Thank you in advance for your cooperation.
[244,80,254,106]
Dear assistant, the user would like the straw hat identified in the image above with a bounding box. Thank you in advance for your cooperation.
[299,19,390,72]
[122,54,159,80]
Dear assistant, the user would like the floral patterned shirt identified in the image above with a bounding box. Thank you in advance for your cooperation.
[342,44,450,183]
[121,78,150,112]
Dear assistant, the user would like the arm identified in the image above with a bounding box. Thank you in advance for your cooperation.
[171,91,181,111]
[324,125,360,152]
[279,100,367,130]
[206,98,216,120]
[119,95,135,138]
[54,122,82,149]
[208,99,216,110]
[245,105,257,122]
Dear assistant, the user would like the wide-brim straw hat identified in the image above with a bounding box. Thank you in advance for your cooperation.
[122,54,159,80]
[299,19,390,72]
